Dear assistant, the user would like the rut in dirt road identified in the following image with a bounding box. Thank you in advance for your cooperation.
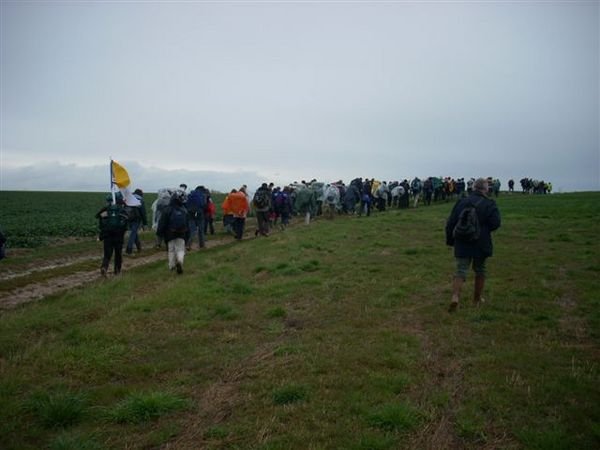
[0,221,276,311]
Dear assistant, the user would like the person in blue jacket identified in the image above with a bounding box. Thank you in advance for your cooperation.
[445,178,501,312]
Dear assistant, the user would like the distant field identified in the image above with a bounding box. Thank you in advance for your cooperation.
[0,192,598,449]
[0,191,226,248]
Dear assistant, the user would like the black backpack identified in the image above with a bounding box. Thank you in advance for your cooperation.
[453,198,483,241]
[169,207,189,234]
[124,205,141,222]
[253,190,269,209]
[103,204,128,232]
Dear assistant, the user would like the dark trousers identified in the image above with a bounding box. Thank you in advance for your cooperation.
[204,217,215,235]
[360,201,371,216]
[126,219,142,253]
[187,214,205,249]
[102,232,124,274]
[256,211,270,236]
[233,217,246,240]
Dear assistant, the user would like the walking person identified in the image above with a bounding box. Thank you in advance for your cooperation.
[185,186,207,250]
[359,178,372,216]
[156,190,189,274]
[204,194,216,235]
[96,193,129,277]
[445,178,501,312]
[253,183,272,237]
[411,177,422,208]
[0,226,6,260]
[222,188,250,240]
[125,188,147,255]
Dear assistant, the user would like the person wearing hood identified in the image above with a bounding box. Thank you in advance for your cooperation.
[222,188,250,240]
[156,190,189,274]
[445,178,501,312]
[95,193,128,277]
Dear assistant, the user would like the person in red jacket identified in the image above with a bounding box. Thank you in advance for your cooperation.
[204,194,216,235]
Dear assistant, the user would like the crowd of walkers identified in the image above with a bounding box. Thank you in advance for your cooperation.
[94,175,539,278]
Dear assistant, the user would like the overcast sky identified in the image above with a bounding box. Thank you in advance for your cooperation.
[1,1,598,193]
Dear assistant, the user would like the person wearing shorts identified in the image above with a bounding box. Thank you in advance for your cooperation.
[445,178,501,312]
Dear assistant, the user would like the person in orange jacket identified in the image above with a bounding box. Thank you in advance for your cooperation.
[222,188,249,240]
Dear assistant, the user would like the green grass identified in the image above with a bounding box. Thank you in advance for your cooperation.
[0,192,599,449]
[106,391,189,424]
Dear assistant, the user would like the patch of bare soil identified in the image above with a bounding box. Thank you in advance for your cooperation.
[0,252,164,310]
[0,255,97,282]
[0,222,270,311]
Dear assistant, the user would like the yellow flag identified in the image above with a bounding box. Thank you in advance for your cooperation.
[111,160,130,188]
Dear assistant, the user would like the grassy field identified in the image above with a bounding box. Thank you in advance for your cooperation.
[0,192,598,449]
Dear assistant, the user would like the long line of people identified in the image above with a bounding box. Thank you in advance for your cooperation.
[95,175,546,276]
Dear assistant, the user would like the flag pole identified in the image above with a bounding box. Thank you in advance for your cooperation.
[110,157,116,204]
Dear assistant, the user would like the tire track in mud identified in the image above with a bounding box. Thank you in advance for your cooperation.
[0,252,165,310]
[0,221,276,311]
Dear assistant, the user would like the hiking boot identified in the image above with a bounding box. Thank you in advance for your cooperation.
[176,262,183,274]
[448,300,459,313]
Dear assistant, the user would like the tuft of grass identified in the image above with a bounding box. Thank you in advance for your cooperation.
[272,384,308,405]
[49,432,102,450]
[299,259,320,272]
[212,303,240,320]
[366,402,421,432]
[273,345,301,357]
[516,426,575,450]
[204,426,229,439]
[106,391,188,424]
[350,434,396,450]
[266,307,286,318]
[24,390,87,428]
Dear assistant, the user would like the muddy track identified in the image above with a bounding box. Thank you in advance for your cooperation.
[0,221,274,311]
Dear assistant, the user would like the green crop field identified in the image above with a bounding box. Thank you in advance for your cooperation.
[0,191,227,248]
[0,192,598,449]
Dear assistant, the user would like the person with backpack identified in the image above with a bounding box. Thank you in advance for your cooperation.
[252,183,272,237]
[204,193,216,235]
[125,188,147,255]
[156,190,190,274]
[445,178,501,312]
[222,188,250,240]
[0,227,7,260]
[185,186,207,250]
[96,193,129,277]
[411,177,422,208]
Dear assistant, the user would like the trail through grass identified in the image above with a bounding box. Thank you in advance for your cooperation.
[0,192,598,449]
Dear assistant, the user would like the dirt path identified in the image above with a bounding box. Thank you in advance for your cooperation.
[0,221,277,311]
